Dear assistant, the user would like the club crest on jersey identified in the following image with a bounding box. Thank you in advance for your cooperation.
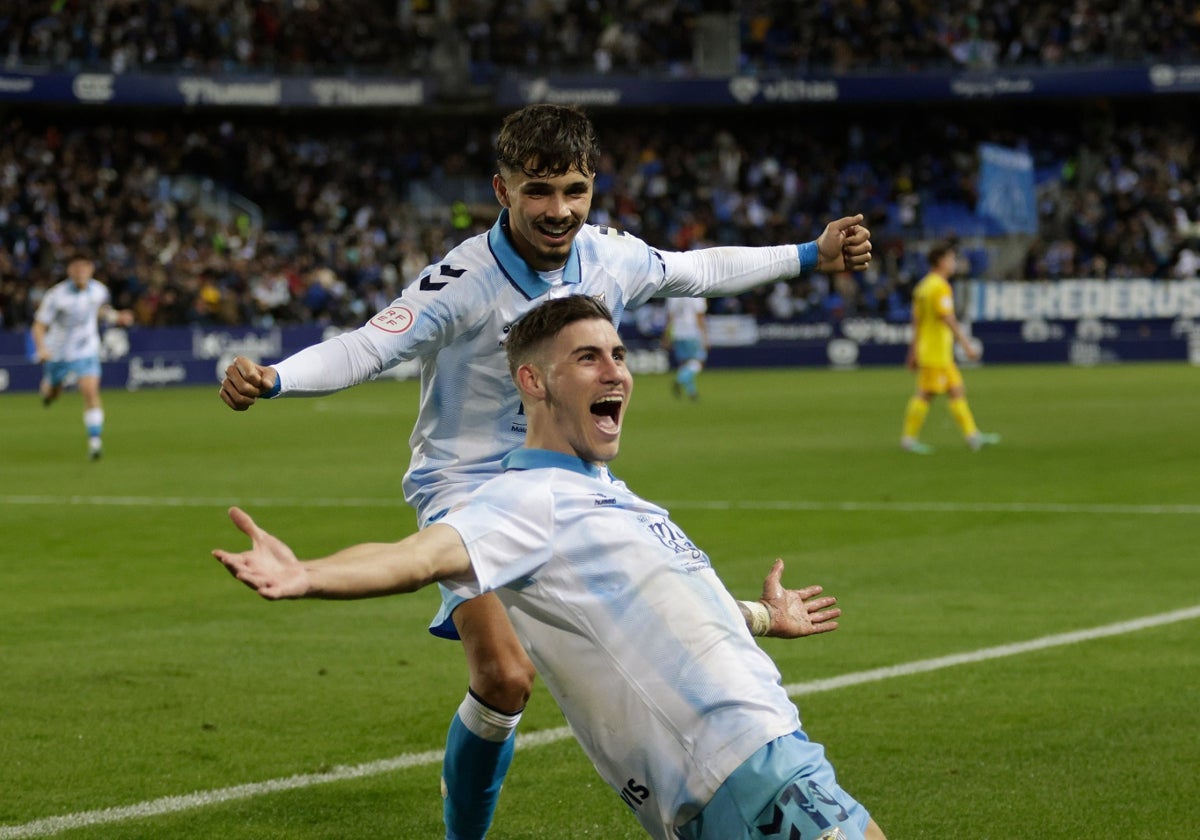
[642,517,710,569]
[369,305,415,334]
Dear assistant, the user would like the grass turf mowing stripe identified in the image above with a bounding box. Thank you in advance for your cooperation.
[3,605,1198,839]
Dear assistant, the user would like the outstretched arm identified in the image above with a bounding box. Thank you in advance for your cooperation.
[658,214,873,298]
[738,559,841,639]
[219,328,387,410]
[99,304,135,327]
[212,507,473,600]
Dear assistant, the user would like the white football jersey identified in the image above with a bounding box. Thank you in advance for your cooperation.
[34,279,110,362]
[440,449,801,839]
[274,209,801,523]
[665,296,707,341]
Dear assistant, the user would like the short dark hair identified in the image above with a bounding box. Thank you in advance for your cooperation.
[928,241,957,267]
[505,295,614,379]
[67,252,94,265]
[495,104,600,179]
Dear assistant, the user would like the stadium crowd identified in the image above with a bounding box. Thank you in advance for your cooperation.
[4,0,1199,77]
[3,2,1200,332]
[2,99,1199,332]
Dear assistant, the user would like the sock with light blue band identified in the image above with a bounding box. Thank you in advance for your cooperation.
[442,690,522,840]
[798,240,819,272]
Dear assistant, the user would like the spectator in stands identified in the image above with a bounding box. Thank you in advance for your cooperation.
[5,1,1199,77]
[3,95,1200,331]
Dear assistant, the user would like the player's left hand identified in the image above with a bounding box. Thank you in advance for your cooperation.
[213,507,310,600]
[816,214,872,273]
[758,558,841,638]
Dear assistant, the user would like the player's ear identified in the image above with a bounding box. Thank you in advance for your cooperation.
[516,362,546,400]
[493,173,510,208]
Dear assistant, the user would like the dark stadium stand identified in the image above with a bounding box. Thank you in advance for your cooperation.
[2,2,1199,332]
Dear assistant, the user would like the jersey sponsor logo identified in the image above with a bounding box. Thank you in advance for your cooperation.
[370,305,415,334]
[619,777,650,811]
[640,516,709,570]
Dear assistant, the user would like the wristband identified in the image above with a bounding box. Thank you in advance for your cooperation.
[263,376,282,399]
[740,600,771,637]
[797,241,819,273]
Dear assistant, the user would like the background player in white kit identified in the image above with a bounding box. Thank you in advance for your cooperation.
[32,253,134,459]
[213,295,887,840]
[219,104,872,839]
[663,295,708,400]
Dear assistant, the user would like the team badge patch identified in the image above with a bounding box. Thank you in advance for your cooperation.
[369,306,415,333]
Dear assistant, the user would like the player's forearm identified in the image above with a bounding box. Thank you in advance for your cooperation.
[31,322,47,355]
[945,315,972,350]
[304,542,430,598]
[304,525,472,599]
[659,245,803,297]
[273,329,384,397]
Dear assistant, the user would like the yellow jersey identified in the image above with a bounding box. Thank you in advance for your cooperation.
[912,271,956,367]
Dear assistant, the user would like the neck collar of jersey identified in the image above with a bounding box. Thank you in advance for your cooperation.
[502,448,603,479]
[488,209,582,300]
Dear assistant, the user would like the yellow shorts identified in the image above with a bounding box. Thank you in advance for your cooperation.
[916,363,963,395]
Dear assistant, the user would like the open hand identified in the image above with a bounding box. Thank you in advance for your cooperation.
[212,507,309,599]
[758,558,841,638]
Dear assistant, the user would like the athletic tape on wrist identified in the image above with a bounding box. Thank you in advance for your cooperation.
[741,600,771,637]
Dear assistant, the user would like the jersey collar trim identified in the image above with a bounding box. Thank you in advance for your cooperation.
[502,448,602,478]
[488,210,582,300]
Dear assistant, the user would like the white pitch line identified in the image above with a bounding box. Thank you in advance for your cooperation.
[3,495,1199,515]
[3,605,1198,839]
[783,604,1200,696]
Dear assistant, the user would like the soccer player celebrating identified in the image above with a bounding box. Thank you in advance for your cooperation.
[32,253,134,460]
[214,295,885,840]
[219,104,871,840]
[900,241,999,454]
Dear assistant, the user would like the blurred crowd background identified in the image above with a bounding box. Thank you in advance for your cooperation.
[2,1,1199,332]
[7,0,1200,76]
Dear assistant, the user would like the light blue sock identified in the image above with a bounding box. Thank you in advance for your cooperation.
[442,691,521,840]
[680,363,700,397]
[84,407,104,438]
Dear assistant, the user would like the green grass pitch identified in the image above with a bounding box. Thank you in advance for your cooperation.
[2,362,1198,838]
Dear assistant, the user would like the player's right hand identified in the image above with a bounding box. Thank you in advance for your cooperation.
[219,355,276,411]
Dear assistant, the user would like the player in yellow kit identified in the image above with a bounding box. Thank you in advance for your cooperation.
[900,242,999,454]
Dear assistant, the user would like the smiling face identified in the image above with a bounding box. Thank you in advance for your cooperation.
[494,164,594,272]
[517,315,632,466]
